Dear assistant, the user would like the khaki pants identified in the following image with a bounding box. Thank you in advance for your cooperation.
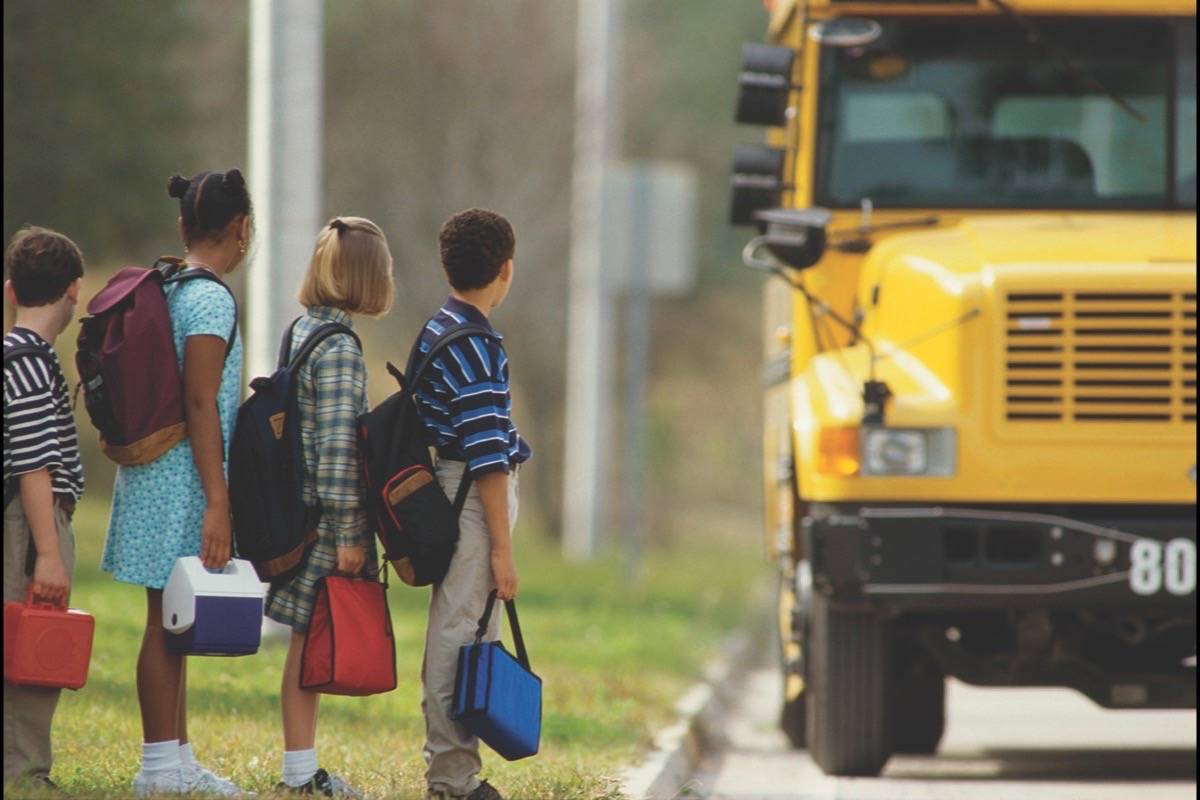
[422,461,519,797]
[3,497,76,785]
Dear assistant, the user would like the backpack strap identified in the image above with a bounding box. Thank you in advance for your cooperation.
[162,264,239,357]
[405,322,501,389]
[403,321,503,516]
[3,343,51,369]
[3,344,57,513]
[286,322,361,374]
[277,317,304,369]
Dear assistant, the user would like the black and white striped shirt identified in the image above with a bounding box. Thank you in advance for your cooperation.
[3,327,85,502]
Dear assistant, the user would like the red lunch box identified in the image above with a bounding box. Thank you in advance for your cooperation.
[3,590,95,690]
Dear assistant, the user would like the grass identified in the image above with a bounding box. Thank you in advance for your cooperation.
[22,495,768,799]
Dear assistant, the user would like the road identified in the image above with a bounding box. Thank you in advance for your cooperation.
[687,666,1197,800]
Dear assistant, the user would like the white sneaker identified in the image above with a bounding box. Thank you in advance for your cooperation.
[133,766,186,796]
[184,762,252,796]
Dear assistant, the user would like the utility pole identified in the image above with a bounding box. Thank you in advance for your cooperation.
[563,0,623,562]
[248,0,322,640]
[620,168,652,579]
[246,0,323,382]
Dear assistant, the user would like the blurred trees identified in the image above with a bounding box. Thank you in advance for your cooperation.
[4,0,771,545]
[322,0,576,526]
[3,1,199,260]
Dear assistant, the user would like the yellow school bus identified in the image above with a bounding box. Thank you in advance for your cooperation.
[730,0,1196,776]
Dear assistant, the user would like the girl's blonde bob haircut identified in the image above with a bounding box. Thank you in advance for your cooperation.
[298,216,394,316]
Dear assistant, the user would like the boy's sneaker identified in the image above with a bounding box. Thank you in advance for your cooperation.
[133,766,186,796]
[275,769,363,798]
[426,780,504,800]
[183,762,251,796]
[10,774,64,796]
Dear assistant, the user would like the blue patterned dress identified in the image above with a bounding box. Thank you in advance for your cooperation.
[101,275,242,589]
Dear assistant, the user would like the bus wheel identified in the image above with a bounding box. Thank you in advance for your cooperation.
[890,669,946,755]
[778,564,809,748]
[806,591,890,776]
[781,685,807,748]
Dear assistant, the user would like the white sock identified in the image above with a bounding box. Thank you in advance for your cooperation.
[142,739,182,774]
[282,748,318,788]
[178,742,196,767]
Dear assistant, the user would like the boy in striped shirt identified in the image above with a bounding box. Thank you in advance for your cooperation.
[415,209,530,800]
[3,226,85,792]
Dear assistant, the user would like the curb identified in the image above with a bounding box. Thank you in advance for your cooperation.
[619,619,769,800]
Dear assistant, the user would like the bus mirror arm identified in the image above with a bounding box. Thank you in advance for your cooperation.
[743,234,892,424]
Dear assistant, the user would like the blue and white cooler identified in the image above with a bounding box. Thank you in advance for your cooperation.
[163,557,265,656]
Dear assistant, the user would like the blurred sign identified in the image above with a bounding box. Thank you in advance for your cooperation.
[602,161,698,296]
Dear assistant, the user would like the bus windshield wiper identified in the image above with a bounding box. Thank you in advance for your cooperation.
[984,0,1145,123]
[829,201,940,252]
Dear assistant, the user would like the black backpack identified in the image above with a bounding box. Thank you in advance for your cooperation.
[358,322,499,587]
[229,319,360,583]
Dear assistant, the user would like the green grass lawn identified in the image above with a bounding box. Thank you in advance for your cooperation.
[28,496,767,799]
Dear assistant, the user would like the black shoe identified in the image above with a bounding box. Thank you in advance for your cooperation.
[425,780,504,800]
[8,775,65,796]
[464,781,503,800]
[275,769,363,798]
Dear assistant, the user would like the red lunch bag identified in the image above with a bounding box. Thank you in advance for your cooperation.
[299,568,396,696]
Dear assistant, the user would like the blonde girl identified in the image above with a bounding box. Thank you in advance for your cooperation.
[266,217,394,796]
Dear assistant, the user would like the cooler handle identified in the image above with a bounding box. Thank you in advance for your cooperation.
[24,585,67,610]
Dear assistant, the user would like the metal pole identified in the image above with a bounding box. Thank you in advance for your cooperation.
[246,0,323,382]
[621,169,652,580]
[248,0,322,641]
[563,0,622,561]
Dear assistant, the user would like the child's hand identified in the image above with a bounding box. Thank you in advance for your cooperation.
[336,545,366,576]
[491,548,519,600]
[32,554,70,606]
[200,502,232,570]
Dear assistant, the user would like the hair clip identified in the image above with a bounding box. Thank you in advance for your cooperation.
[330,218,349,235]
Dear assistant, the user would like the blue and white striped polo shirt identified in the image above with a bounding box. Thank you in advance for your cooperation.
[413,297,531,478]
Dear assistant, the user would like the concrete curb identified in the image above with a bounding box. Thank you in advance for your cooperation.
[619,619,769,800]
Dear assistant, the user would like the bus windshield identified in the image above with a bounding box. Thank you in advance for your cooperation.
[815,18,1197,210]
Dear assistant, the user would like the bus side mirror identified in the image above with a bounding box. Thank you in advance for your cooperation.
[743,207,831,272]
[735,43,797,127]
[729,144,788,227]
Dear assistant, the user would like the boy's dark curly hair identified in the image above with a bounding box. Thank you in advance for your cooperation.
[5,226,84,307]
[438,208,515,291]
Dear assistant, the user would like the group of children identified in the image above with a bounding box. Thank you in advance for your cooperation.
[3,168,529,800]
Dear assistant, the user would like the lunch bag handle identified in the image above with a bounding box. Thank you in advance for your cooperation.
[473,589,530,671]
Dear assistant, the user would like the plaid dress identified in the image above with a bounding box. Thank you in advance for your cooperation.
[265,306,376,632]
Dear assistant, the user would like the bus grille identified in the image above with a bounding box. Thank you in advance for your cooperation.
[1004,291,1197,424]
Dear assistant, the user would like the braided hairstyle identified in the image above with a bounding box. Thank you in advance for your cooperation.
[166,169,253,249]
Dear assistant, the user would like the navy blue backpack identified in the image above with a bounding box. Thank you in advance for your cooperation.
[229,319,360,583]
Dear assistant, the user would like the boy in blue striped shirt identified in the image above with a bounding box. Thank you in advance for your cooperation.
[414,209,530,800]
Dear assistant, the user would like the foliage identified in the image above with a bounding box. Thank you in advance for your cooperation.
[2,1,201,260]
[3,1,774,545]
[14,496,767,800]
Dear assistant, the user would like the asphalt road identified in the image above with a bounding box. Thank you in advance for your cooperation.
[687,666,1197,800]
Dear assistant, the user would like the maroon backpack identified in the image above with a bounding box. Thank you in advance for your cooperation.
[76,256,237,465]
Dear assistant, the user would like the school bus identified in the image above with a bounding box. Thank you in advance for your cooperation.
[730,0,1197,776]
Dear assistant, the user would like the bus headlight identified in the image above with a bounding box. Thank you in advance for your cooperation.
[861,427,956,476]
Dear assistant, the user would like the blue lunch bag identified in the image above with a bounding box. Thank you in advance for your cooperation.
[452,590,542,761]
